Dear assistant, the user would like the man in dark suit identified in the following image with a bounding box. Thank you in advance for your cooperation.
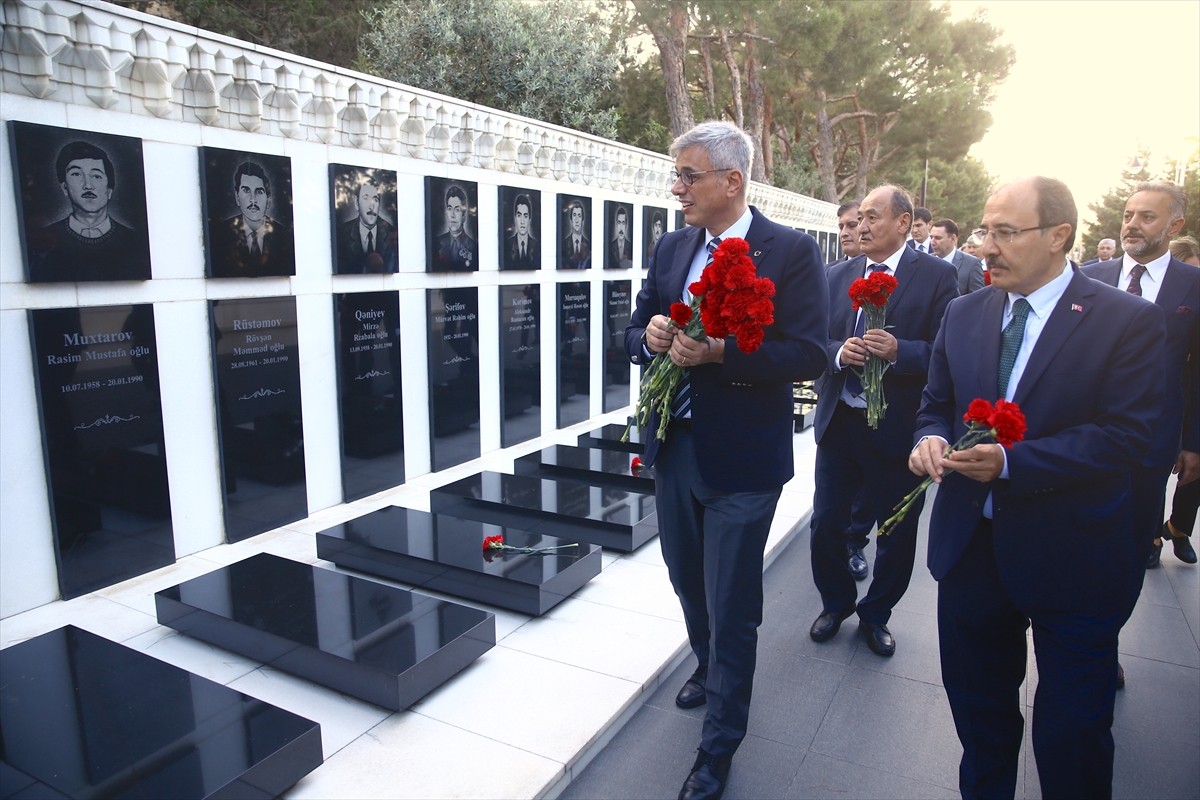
[210,161,294,278]
[808,185,958,657]
[826,199,861,268]
[911,176,1165,798]
[432,184,477,272]
[561,198,590,269]
[504,192,539,270]
[1082,181,1199,571]
[337,180,396,273]
[626,121,828,800]
[608,204,633,269]
[930,218,986,294]
[906,206,933,254]
[1081,237,1118,266]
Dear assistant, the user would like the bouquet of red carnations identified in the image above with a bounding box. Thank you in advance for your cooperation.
[848,271,899,429]
[878,398,1027,536]
[626,237,776,441]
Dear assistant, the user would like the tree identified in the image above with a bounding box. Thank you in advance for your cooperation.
[122,0,373,67]
[883,156,995,230]
[359,0,624,139]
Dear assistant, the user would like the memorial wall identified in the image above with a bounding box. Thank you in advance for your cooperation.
[0,0,837,618]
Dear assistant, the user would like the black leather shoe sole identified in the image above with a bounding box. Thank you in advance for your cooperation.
[675,678,706,709]
[860,620,895,657]
[809,606,855,643]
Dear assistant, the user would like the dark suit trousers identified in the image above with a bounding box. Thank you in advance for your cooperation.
[810,402,923,623]
[655,428,781,758]
[940,522,1125,800]
[1132,464,1173,562]
[1169,475,1200,535]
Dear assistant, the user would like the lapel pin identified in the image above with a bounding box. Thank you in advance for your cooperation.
[1071,304,1083,312]
[754,250,762,258]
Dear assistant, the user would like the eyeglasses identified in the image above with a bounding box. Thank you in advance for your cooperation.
[971,226,1050,244]
[670,168,734,187]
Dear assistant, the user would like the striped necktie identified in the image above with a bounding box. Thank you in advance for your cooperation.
[670,237,721,419]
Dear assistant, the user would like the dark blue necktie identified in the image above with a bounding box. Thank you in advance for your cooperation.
[997,298,1031,398]
[845,263,887,397]
[670,237,721,419]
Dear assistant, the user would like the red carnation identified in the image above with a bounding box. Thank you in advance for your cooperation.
[964,398,994,426]
[989,399,1027,448]
[670,302,693,327]
[482,534,505,552]
[630,456,643,471]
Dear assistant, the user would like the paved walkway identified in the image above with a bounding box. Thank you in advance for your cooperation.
[560,484,1200,800]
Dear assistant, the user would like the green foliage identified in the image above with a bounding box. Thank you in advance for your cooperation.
[121,0,372,66]
[359,0,624,139]
[883,156,995,231]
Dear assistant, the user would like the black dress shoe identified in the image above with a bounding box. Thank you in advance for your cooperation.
[860,620,895,657]
[1164,522,1198,564]
[848,546,869,581]
[678,749,731,800]
[1147,538,1163,569]
[675,670,707,709]
[809,606,855,643]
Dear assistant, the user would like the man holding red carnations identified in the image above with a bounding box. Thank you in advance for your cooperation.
[624,121,828,800]
[911,177,1165,798]
[807,184,958,659]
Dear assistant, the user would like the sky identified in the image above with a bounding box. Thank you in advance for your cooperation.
[945,0,1200,229]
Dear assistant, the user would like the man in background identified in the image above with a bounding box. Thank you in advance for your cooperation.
[930,218,986,294]
[1082,237,1118,265]
[907,206,933,254]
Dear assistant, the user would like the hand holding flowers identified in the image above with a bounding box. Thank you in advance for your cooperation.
[847,271,899,429]
[879,398,1027,537]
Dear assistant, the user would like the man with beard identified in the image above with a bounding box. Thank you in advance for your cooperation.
[1082,182,1199,578]
[913,177,1164,797]
[432,184,477,272]
[32,140,150,282]
[337,179,396,273]
[809,185,958,657]
[504,192,539,270]
[211,161,294,277]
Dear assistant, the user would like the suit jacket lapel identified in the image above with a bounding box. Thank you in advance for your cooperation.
[1156,258,1191,314]
[1013,271,1095,405]
[1088,260,1121,288]
[978,288,1007,400]
[667,225,703,300]
[888,247,921,308]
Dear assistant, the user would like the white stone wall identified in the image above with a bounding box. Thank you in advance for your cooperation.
[0,0,837,618]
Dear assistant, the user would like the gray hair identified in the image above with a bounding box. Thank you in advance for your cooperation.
[1134,180,1188,221]
[669,121,753,181]
[1098,238,1116,248]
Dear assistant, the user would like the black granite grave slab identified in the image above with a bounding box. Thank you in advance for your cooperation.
[557,282,590,427]
[576,422,646,454]
[602,280,632,412]
[29,305,176,600]
[155,554,495,711]
[315,507,601,616]
[514,444,655,494]
[430,471,657,552]
[427,288,480,471]
[499,284,541,448]
[0,625,322,800]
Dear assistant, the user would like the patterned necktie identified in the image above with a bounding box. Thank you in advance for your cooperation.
[670,237,721,419]
[846,264,888,397]
[997,298,1031,398]
[1126,264,1146,296]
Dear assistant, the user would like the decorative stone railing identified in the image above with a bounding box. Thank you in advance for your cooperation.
[0,0,836,228]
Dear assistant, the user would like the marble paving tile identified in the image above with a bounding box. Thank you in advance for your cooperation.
[124,625,261,686]
[571,558,682,622]
[0,594,157,648]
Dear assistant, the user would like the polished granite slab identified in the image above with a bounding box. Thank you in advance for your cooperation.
[576,422,646,454]
[155,554,495,711]
[430,471,657,553]
[0,625,322,800]
[315,506,602,616]
[514,444,655,494]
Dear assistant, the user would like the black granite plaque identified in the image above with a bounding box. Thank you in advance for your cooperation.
[331,164,399,274]
[498,186,541,271]
[603,280,632,412]
[8,122,152,283]
[335,291,404,501]
[431,472,657,552]
[315,506,602,616]
[603,201,634,269]
[0,625,322,799]
[427,288,480,471]
[499,284,541,447]
[426,177,479,273]
[156,554,496,711]
[515,445,655,494]
[576,422,646,454]
[642,205,666,268]
[558,195,592,269]
[201,148,295,278]
[29,305,175,600]
[557,282,591,427]
[210,297,307,542]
